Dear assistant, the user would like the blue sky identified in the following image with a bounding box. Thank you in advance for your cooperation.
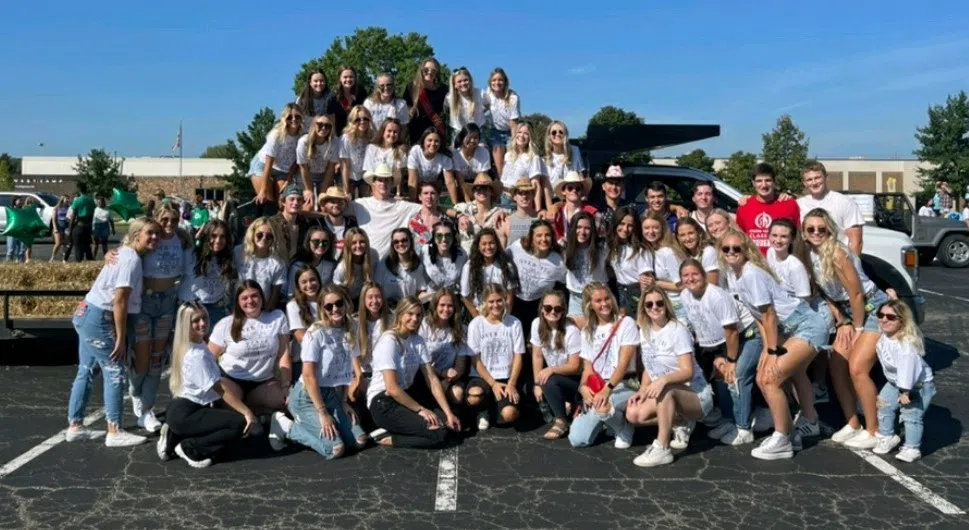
[3,1,969,160]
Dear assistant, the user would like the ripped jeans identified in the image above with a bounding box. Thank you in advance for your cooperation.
[128,289,177,411]
[69,302,126,426]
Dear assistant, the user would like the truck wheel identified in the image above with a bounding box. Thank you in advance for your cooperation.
[937,234,969,268]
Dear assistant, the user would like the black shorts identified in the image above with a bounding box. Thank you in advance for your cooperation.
[467,377,520,411]
[695,343,726,382]
[220,370,271,399]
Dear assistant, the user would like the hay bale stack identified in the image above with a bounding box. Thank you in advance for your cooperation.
[0,262,103,318]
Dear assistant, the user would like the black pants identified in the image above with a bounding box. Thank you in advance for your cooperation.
[166,397,246,460]
[71,222,93,262]
[695,343,725,382]
[368,392,451,449]
[541,374,581,421]
[467,377,521,424]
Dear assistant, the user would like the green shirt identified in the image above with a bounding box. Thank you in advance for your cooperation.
[70,195,96,220]
[191,206,210,229]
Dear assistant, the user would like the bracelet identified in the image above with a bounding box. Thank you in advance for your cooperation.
[854,326,865,332]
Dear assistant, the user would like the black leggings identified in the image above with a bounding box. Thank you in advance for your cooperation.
[166,397,246,461]
[541,374,581,421]
[71,222,93,262]
[466,377,520,424]
[368,392,452,449]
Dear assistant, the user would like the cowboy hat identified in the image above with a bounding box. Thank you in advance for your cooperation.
[363,162,394,185]
[470,173,503,196]
[554,171,592,199]
[318,186,348,202]
[512,177,537,192]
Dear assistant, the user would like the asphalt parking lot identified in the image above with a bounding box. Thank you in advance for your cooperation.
[1,267,968,529]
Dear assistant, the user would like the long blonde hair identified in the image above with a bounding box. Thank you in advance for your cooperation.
[543,121,572,166]
[368,73,396,103]
[169,302,209,397]
[340,227,373,292]
[581,281,620,341]
[879,300,925,356]
[717,228,780,282]
[150,201,192,249]
[307,284,358,351]
[370,118,407,163]
[124,216,161,252]
[448,68,477,126]
[385,296,425,342]
[357,281,390,362]
[636,287,678,338]
[342,105,374,141]
[478,283,508,318]
[802,208,849,284]
[705,208,740,242]
[305,116,335,162]
[642,211,684,260]
[274,103,302,140]
[506,122,538,163]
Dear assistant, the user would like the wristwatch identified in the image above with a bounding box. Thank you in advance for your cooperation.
[606,381,616,390]
[768,346,788,356]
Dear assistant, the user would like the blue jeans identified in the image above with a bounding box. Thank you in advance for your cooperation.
[569,382,636,448]
[5,237,24,262]
[878,380,936,450]
[129,288,178,410]
[69,303,126,426]
[287,382,366,459]
[719,326,763,430]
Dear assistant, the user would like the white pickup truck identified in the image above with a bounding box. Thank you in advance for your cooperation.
[589,165,925,323]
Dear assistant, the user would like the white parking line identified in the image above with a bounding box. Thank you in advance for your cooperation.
[434,446,458,512]
[851,449,965,515]
[0,408,105,480]
[920,289,969,304]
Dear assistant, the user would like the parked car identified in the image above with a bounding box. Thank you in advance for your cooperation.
[0,191,58,233]
[588,165,925,323]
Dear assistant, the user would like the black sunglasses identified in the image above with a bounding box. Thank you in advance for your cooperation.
[805,226,829,235]
[323,300,346,312]
[721,245,742,254]
[542,305,564,314]
[256,232,274,241]
[310,238,330,249]
[876,311,899,322]
[643,300,665,310]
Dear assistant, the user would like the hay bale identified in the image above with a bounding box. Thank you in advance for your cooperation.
[0,262,104,317]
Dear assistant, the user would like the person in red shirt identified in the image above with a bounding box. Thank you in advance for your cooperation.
[736,163,800,255]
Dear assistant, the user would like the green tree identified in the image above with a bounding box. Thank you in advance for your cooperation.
[74,149,135,198]
[914,90,969,197]
[522,113,553,156]
[293,27,448,100]
[586,106,651,166]
[676,148,715,173]
[220,107,275,194]
[761,114,809,193]
[0,153,21,175]
[200,143,236,159]
[717,150,758,194]
[0,160,13,191]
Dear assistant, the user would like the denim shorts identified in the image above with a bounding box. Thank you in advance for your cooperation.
[247,156,289,182]
[567,290,584,317]
[781,302,829,348]
[696,384,715,418]
[808,297,835,347]
[484,127,511,148]
[129,288,178,345]
[839,289,891,333]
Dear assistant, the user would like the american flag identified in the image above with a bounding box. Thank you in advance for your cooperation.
[172,122,182,154]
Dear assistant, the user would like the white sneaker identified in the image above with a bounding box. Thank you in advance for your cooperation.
[614,422,634,449]
[812,382,829,404]
[831,424,863,444]
[670,420,695,450]
[844,431,878,450]
[721,427,755,446]
[895,446,922,463]
[751,408,774,433]
[707,421,736,440]
[269,412,292,451]
[65,426,105,442]
[174,443,213,468]
[633,440,674,467]
[138,410,162,433]
[105,430,147,448]
[131,394,144,419]
[751,432,794,460]
[794,413,821,438]
[156,424,171,461]
[369,427,388,441]
[873,434,901,455]
[477,415,490,431]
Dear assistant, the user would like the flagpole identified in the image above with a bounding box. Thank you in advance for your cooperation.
[178,119,183,180]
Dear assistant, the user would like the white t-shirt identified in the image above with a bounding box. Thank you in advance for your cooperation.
[85,246,143,313]
[360,318,385,374]
[482,89,520,132]
[286,260,335,300]
[698,245,719,272]
[407,145,454,183]
[507,241,566,301]
[93,207,111,224]
[809,249,876,302]
[918,205,935,217]
[580,316,639,376]
[332,260,371,301]
[460,261,514,308]
[468,315,526,380]
[611,245,654,286]
[233,246,285,301]
[211,310,289,382]
[349,198,421,258]
[422,248,468,291]
[797,191,865,246]
[640,321,706,391]
[363,98,410,130]
[452,145,492,182]
[446,90,487,131]
[565,245,609,294]
[500,151,544,189]
[653,247,685,305]
[339,136,369,182]
[300,324,359,388]
[543,145,585,187]
[680,284,739,348]
[530,320,581,369]
[188,255,230,305]
[767,248,812,299]
[362,144,405,174]
[367,332,432,407]
[374,260,428,302]
[256,129,299,173]
[723,263,801,322]
[285,299,318,362]
[296,135,339,175]
[876,335,933,390]
[143,235,187,279]
[178,342,222,406]
[419,321,472,373]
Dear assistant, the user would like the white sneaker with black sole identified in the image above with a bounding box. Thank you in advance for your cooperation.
[156,424,171,461]
[873,434,901,455]
[105,431,147,448]
[174,443,212,468]
[633,440,674,467]
[65,426,105,442]
[670,420,695,450]
[751,432,794,460]
[269,412,292,451]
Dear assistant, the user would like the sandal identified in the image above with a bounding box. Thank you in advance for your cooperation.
[543,422,569,440]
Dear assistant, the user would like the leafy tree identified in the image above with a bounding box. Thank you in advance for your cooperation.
[292,27,448,99]
[220,107,275,195]
[0,153,21,175]
[761,114,809,193]
[522,113,553,156]
[717,150,758,194]
[0,160,13,192]
[914,90,969,197]
[586,105,651,166]
[676,148,715,173]
[200,143,236,159]
[74,149,135,198]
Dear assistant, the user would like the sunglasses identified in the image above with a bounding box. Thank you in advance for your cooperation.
[805,226,829,235]
[378,84,393,90]
[542,305,564,314]
[256,232,274,242]
[434,233,452,241]
[355,117,371,124]
[286,115,302,122]
[310,239,330,249]
[422,68,439,75]
[392,238,410,246]
[643,300,665,310]
[721,245,742,254]
[876,311,899,322]
[564,184,581,192]
[323,299,346,312]
[315,122,332,129]
[550,130,565,137]
[158,217,176,225]
[473,186,491,194]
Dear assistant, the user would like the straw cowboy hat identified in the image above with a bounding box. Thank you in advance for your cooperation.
[554,171,592,199]
[363,162,394,185]
[318,186,348,203]
[470,173,503,196]
[512,177,537,192]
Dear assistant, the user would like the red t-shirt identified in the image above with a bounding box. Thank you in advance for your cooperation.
[736,197,800,255]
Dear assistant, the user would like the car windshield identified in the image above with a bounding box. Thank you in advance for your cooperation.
[36,192,59,206]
